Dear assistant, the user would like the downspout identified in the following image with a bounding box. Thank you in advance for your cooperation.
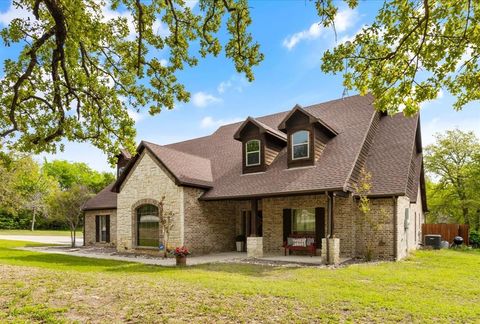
[393,196,398,260]
[325,191,334,264]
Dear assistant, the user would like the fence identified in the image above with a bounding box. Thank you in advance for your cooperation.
[422,223,470,246]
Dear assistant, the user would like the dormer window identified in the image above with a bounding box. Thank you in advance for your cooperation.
[246,140,261,166]
[292,130,309,160]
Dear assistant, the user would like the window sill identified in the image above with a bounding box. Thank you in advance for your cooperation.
[133,246,160,250]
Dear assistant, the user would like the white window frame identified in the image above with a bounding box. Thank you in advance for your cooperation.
[245,139,261,166]
[291,130,310,160]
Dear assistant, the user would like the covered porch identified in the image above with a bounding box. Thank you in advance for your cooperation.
[238,191,347,265]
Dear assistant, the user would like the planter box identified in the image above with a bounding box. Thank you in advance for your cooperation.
[236,241,244,252]
[175,255,187,266]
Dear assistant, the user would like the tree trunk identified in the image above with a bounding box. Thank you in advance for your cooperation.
[31,208,36,231]
[70,226,76,248]
[462,207,470,226]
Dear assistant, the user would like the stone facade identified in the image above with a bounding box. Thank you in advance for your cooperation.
[84,209,117,246]
[116,150,183,252]
[396,185,424,260]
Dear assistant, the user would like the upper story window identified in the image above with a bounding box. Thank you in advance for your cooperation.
[246,140,261,166]
[292,130,309,160]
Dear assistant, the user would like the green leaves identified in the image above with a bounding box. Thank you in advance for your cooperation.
[320,0,480,115]
[0,0,263,162]
[425,129,480,226]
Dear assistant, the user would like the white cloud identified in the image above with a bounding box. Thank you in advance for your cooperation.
[420,89,445,109]
[282,8,358,50]
[185,0,199,9]
[200,116,243,129]
[191,91,221,108]
[0,1,33,26]
[421,116,480,146]
[101,2,169,39]
[127,109,144,122]
[217,75,248,94]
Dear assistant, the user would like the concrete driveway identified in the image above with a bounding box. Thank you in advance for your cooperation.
[0,234,83,246]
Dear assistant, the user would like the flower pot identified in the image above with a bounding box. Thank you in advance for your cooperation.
[236,241,244,252]
[176,255,187,266]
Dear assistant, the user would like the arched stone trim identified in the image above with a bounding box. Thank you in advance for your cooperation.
[131,198,163,248]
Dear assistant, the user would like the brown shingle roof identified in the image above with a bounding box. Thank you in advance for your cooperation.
[167,94,392,200]
[364,113,419,197]
[82,183,117,211]
[142,141,213,188]
[86,94,425,209]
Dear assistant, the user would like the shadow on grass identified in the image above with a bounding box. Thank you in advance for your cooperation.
[192,262,285,277]
[0,240,294,277]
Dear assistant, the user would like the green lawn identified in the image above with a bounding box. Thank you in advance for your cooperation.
[1,240,479,323]
[0,229,74,236]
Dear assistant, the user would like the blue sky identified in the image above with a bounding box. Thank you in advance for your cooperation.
[1,0,478,172]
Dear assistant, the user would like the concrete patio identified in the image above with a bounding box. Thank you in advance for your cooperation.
[17,245,346,267]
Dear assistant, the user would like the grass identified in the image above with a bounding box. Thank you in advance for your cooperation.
[0,229,74,236]
[1,240,480,323]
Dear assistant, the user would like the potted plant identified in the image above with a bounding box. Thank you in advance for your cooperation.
[235,235,246,252]
[171,246,190,266]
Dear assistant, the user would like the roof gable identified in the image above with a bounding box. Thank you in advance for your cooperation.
[278,104,339,136]
[233,117,287,142]
[112,141,213,193]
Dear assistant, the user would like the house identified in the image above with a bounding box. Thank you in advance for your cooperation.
[82,94,426,260]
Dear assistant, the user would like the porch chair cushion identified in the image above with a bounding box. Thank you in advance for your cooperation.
[291,238,307,247]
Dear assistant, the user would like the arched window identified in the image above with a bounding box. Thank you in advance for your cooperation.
[136,204,159,247]
[292,130,309,159]
[246,139,261,166]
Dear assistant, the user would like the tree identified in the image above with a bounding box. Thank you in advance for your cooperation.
[321,0,480,115]
[42,160,115,192]
[1,1,477,160]
[424,129,480,228]
[48,184,91,247]
[20,167,58,231]
[0,0,263,162]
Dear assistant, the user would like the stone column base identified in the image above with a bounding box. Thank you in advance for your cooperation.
[321,238,340,265]
[247,237,263,258]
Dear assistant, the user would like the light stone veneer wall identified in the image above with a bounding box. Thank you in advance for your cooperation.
[116,150,183,251]
[396,185,423,260]
[84,209,117,246]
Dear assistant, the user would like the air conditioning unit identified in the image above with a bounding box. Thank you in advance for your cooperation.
[424,234,442,249]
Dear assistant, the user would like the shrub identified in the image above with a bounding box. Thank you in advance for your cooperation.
[470,231,480,248]
[235,234,246,242]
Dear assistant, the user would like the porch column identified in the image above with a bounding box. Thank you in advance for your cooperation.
[250,198,258,237]
[247,198,263,257]
[323,192,340,265]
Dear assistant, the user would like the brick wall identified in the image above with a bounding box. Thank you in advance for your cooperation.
[84,209,117,246]
[354,198,395,259]
[262,194,328,255]
[183,187,247,255]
